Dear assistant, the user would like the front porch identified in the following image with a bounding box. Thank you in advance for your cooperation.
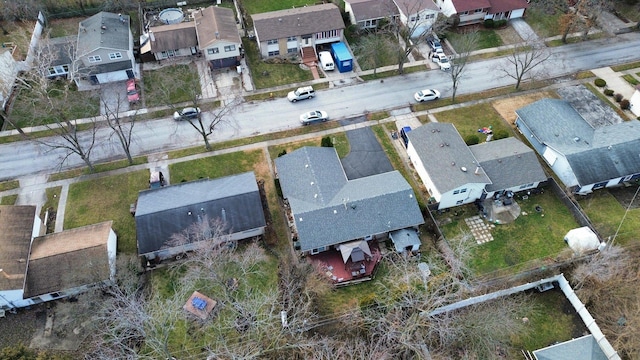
[308,240,383,286]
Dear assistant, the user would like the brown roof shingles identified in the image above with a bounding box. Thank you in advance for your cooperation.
[487,0,529,13]
[194,6,241,49]
[393,0,439,14]
[23,221,114,298]
[0,206,38,291]
[149,22,198,52]
[252,3,345,41]
[347,0,399,22]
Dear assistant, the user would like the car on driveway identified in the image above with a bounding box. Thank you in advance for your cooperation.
[432,53,451,71]
[126,79,139,103]
[427,36,442,51]
[414,89,441,102]
[173,107,201,121]
[299,110,328,125]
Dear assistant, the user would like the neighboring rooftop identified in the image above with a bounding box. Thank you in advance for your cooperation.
[252,3,345,41]
[194,6,241,48]
[77,12,131,56]
[347,0,399,22]
[0,206,38,291]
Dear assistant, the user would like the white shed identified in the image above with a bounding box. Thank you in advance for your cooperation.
[564,227,600,255]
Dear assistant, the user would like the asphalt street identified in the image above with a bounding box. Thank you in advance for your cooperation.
[1,32,640,181]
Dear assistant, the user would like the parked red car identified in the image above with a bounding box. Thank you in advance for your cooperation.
[126,79,140,103]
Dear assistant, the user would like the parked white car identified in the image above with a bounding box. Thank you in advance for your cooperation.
[432,53,451,71]
[414,89,441,102]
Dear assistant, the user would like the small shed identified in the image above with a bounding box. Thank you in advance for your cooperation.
[389,228,421,253]
[564,226,600,255]
[330,42,353,73]
[339,240,372,263]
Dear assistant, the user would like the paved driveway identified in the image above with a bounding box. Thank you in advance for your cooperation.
[510,18,540,42]
[340,125,394,180]
[99,81,129,115]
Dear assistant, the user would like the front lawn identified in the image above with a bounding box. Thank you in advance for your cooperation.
[65,170,148,254]
[169,149,265,183]
[447,29,503,50]
[242,38,314,89]
[143,64,200,107]
[431,102,513,140]
[525,3,564,38]
[267,133,349,160]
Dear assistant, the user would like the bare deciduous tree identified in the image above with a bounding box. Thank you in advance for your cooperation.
[447,30,479,103]
[499,37,551,90]
[103,95,138,165]
[352,33,398,76]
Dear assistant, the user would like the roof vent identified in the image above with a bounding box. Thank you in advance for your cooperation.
[573,137,580,142]
[101,25,107,30]
[310,181,314,186]
[333,209,337,214]
[451,162,455,166]
[314,193,318,198]
[278,18,282,22]
[461,167,467,172]
[608,145,612,150]
[440,143,444,147]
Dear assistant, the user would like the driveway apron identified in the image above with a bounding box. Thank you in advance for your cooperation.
[510,18,540,42]
[340,127,394,180]
[100,82,129,115]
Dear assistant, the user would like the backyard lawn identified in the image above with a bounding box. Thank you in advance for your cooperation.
[439,189,578,275]
[578,188,640,247]
[143,64,200,107]
[240,0,318,17]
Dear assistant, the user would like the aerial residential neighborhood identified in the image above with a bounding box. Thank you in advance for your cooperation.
[1,0,640,358]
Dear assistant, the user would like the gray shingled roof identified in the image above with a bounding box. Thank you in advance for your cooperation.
[252,4,345,41]
[135,172,266,255]
[24,221,113,298]
[516,99,640,186]
[346,0,399,22]
[394,0,439,13]
[194,6,241,48]
[0,205,37,292]
[149,22,197,52]
[46,36,76,66]
[557,85,625,127]
[77,59,132,76]
[275,147,424,252]
[533,334,607,360]
[469,137,547,192]
[406,122,491,194]
[77,12,130,56]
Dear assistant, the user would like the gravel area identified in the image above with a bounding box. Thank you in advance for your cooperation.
[0,304,46,350]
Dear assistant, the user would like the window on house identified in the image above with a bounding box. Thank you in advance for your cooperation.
[48,65,69,76]
[108,52,122,60]
[461,11,469,15]
[268,50,280,56]
[410,16,416,22]
[224,45,236,52]
[456,200,464,204]
[287,47,297,53]
[425,14,434,19]
[460,188,467,193]
[453,190,460,195]
[207,47,219,55]
[267,39,278,45]
[475,8,483,13]
[88,55,101,63]
[287,36,296,41]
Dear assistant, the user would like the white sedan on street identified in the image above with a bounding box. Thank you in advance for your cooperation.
[414,89,441,102]
[299,110,329,125]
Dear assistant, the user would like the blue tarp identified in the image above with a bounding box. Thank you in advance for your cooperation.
[330,42,353,73]
[192,297,207,310]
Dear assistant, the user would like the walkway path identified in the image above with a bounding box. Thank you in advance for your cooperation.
[591,67,636,100]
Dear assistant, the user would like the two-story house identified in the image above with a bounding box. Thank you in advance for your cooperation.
[252,4,345,58]
[75,12,135,85]
[434,0,529,26]
[393,0,440,37]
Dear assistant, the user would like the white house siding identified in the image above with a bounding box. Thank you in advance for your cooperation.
[203,40,240,62]
[433,0,457,17]
[154,47,195,61]
[345,3,357,25]
[407,142,442,202]
[510,8,526,18]
[96,70,129,83]
[631,89,640,116]
[437,183,486,210]
[548,152,580,188]
[107,229,117,282]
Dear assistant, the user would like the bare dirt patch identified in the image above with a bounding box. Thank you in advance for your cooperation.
[608,185,640,209]
[492,91,558,125]
[495,26,523,45]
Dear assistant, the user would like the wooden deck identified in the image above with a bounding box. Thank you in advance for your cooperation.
[308,241,383,286]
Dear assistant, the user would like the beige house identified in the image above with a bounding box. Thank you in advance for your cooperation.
[252,4,345,58]
[75,12,135,84]
[145,22,199,60]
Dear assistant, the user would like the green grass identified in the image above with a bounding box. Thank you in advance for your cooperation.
[49,157,147,181]
[268,132,350,160]
[65,170,148,254]
[429,102,512,140]
[243,38,314,89]
[169,149,265,183]
[611,61,640,72]
[575,71,595,80]
[0,180,20,191]
[1,194,18,205]
[525,6,563,38]
[41,186,62,232]
[546,32,607,47]
[577,189,640,246]
[359,64,425,81]
[448,29,503,50]
[623,74,640,86]
[143,64,200,107]
[8,81,100,130]
[240,0,317,17]
[447,191,578,274]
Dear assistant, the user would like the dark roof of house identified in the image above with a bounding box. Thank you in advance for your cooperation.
[135,172,266,255]
[452,0,492,12]
[533,334,608,360]
[149,22,198,52]
[252,4,345,41]
[194,6,241,48]
[77,59,132,76]
[45,36,76,66]
[275,147,424,251]
[77,12,131,56]
[347,0,399,22]
[0,206,37,291]
[23,221,114,298]
[394,0,439,13]
[557,85,625,128]
[516,98,640,186]
[488,0,529,13]
[469,137,547,192]
[406,122,491,194]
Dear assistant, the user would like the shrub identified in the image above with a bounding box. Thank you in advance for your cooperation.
[594,78,606,87]
[277,149,287,157]
[321,136,334,147]
[495,19,508,28]
[493,130,509,140]
[604,89,614,96]
[620,99,630,110]
[465,134,480,145]
[615,93,623,102]
[483,19,494,28]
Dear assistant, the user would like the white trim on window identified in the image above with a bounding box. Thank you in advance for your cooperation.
[108,52,122,60]
[88,55,102,63]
